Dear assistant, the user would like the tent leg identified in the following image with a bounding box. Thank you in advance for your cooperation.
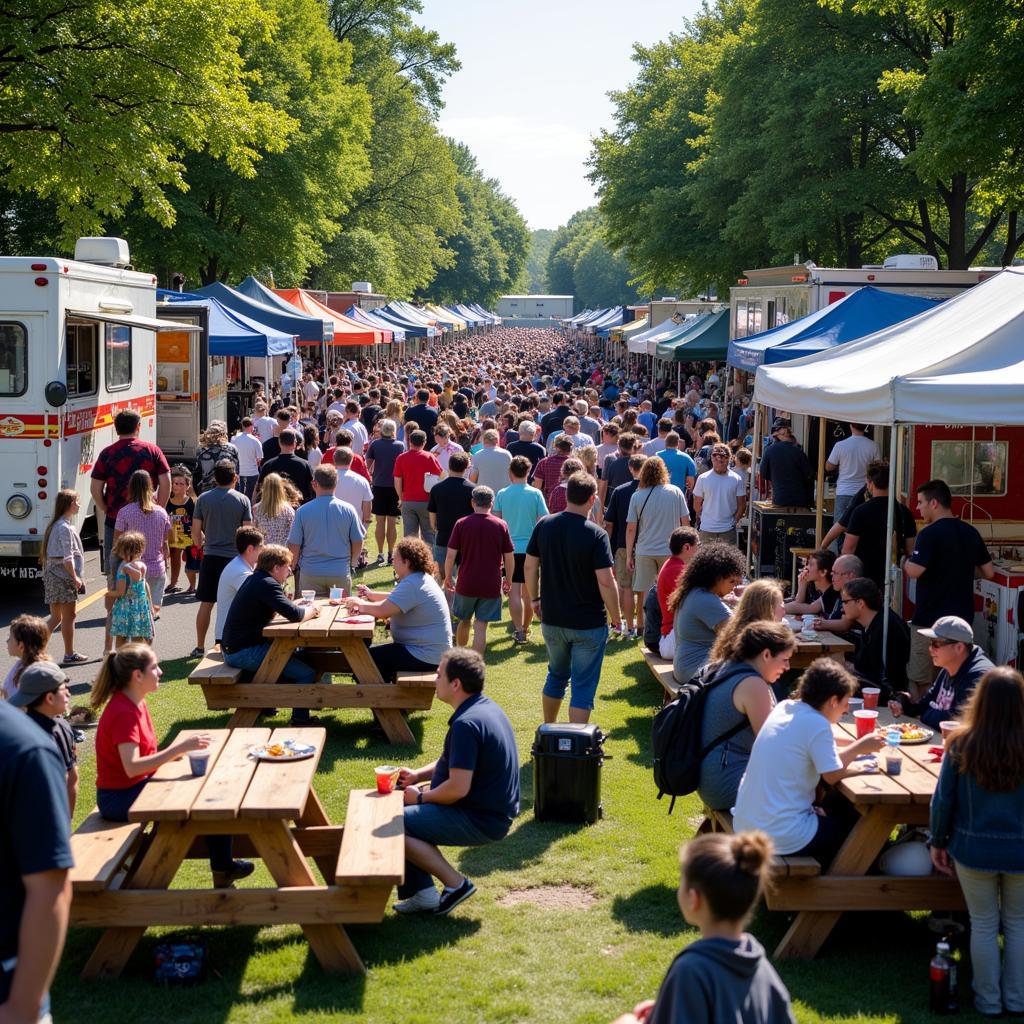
[815,417,826,547]
[747,403,761,577]
[881,425,900,670]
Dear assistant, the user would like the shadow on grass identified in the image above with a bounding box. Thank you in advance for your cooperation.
[610,883,685,937]
[604,713,654,767]
[603,659,662,710]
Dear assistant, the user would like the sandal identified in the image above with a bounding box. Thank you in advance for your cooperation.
[62,652,89,665]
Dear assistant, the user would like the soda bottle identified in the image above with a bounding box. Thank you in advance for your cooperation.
[929,941,958,1014]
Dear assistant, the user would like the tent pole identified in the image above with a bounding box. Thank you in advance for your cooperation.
[677,362,681,397]
[815,416,826,546]
[747,402,761,576]
[881,424,900,670]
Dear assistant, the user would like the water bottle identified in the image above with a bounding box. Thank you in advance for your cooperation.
[885,728,902,776]
[929,941,958,1014]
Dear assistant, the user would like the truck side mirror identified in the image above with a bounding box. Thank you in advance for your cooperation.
[45,380,68,407]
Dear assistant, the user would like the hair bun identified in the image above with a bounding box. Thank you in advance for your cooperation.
[731,830,773,876]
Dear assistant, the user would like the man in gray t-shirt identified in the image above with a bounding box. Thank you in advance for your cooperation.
[470,431,513,495]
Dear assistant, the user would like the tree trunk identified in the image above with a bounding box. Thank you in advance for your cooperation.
[1001,210,1024,266]
[944,172,969,269]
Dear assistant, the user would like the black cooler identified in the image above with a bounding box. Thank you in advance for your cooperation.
[531,723,606,824]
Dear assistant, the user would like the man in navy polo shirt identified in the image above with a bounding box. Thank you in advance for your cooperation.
[393,648,519,916]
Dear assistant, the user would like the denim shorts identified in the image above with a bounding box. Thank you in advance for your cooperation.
[403,801,509,847]
[452,594,502,622]
[540,623,608,710]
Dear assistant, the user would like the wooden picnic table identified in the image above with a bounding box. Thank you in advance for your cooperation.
[193,600,436,744]
[70,727,404,979]
[770,708,964,959]
[787,631,853,670]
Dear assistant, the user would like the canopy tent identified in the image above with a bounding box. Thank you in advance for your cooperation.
[273,288,388,346]
[728,287,941,370]
[572,307,608,328]
[613,315,649,340]
[655,309,729,361]
[585,307,624,333]
[753,267,1024,424]
[562,308,596,327]
[389,301,441,330]
[423,302,466,331]
[376,303,437,338]
[346,305,406,343]
[450,304,483,327]
[467,302,500,325]
[595,308,629,336]
[234,276,333,345]
[157,290,294,357]
[628,317,695,355]
[196,281,326,345]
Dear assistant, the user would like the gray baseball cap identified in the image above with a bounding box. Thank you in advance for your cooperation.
[8,661,69,708]
[919,616,974,644]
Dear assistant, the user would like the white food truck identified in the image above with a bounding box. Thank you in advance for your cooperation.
[0,238,197,580]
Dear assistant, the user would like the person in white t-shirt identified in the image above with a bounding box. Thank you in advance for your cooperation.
[692,443,747,546]
[302,374,320,405]
[252,403,278,444]
[342,400,369,457]
[332,448,373,525]
[825,424,880,523]
[733,659,883,866]
[231,418,265,499]
[214,525,263,645]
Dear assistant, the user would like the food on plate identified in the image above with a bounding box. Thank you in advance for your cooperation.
[877,722,932,743]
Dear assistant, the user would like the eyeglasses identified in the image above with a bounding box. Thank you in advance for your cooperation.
[840,597,857,605]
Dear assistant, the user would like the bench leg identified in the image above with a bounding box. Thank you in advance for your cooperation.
[298,788,336,883]
[227,708,261,728]
[373,708,416,745]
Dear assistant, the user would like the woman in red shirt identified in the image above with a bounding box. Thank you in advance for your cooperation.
[91,644,253,887]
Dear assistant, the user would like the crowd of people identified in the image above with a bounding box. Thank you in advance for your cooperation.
[4,325,1024,1023]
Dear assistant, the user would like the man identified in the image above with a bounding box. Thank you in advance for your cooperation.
[637,399,658,437]
[222,545,321,725]
[301,372,320,407]
[342,399,369,457]
[252,401,278,443]
[494,456,548,643]
[404,388,439,434]
[360,388,383,434]
[642,418,672,457]
[903,478,995,693]
[323,428,371,484]
[842,461,916,588]
[540,391,571,443]
[332,447,373,527]
[470,429,513,495]
[506,420,546,472]
[90,409,171,653]
[759,419,813,507]
[230,417,264,498]
[259,428,314,503]
[888,616,993,726]
[260,408,298,462]
[431,424,464,475]
[531,435,573,504]
[841,576,910,697]
[428,451,476,585]
[546,415,594,454]
[598,433,638,514]
[395,430,443,546]
[826,424,880,523]
[595,423,620,477]
[692,443,746,545]
[811,554,864,636]
[576,399,603,444]
[214,525,264,647]
[656,432,698,494]
[444,487,514,656]
[287,465,365,596]
[525,473,621,724]
[602,455,645,637]
[191,460,253,657]
[393,648,519,916]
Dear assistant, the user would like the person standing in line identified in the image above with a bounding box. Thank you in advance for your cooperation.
[604,455,645,638]
[841,461,916,588]
[366,418,407,566]
[444,487,514,657]
[494,456,548,644]
[260,408,297,462]
[428,451,476,590]
[229,418,264,501]
[40,489,87,665]
[598,433,640,518]
[404,388,439,435]
[252,400,277,443]
[930,667,1024,1019]
[643,418,672,457]
[825,423,880,525]
[341,399,369,457]
[692,443,747,546]
[532,434,573,506]
[194,421,240,495]
[759,420,813,508]
[656,432,698,495]
[525,473,621,725]
[332,447,373,528]
[469,429,514,494]
[258,429,314,503]
[214,526,264,648]
[506,420,547,474]
[190,461,253,658]
[395,430,443,546]
[166,467,200,595]
[431,424,464,475]
[114,470,172,620]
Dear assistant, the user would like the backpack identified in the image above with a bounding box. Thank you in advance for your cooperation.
[651,661,754,813]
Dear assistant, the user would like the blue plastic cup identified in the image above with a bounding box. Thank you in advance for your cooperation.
[188,752,210,777]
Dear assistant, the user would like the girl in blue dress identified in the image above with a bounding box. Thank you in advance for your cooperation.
[109,532,153,646]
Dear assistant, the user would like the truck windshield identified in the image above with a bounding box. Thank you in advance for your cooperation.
[0,322,27,395]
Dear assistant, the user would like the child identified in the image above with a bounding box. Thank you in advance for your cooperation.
[91,644,253,887]
[612,831,795,1024]
[109,532,153,646]
[9,660,77,816]
[166,466,199,594]
[3,614,51,701]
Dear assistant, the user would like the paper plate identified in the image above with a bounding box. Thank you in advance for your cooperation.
[250,741,317,762]
[340,614,375,624]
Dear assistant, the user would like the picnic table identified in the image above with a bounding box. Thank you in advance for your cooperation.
[769,708,965,959]
[189,600,437,743]
[69,727,404,978]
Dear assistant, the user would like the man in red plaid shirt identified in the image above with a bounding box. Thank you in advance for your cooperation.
[530,435,572,504]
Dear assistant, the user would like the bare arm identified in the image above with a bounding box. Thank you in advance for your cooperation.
[444,548,457,590]
[822,734,885,783]
[90,478,107,523]
[361,500,372,524]
[735,495,747,520]
[977,560,995,580]
[733,676,776,735]
[156,472,171,508]
[625,522,637,570]
[66,765,79,819]
[394,478,403,502]
[525,554,541,602]
[822,521,845,548]
[841,532,859,555]
[693,495,704,518]
[190,514,204,548]
[117,735,209,778]
[595,566,621,624]
[350,538,363,567]
[404,767,472,805]
[903,559,925,580]
[287,543,301,568]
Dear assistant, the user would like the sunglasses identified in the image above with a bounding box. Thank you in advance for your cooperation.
[928,639,956,649]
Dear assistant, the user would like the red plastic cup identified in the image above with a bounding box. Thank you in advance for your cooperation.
[940,720,958,744]
[862,687,880,710]
[854,709,879,738]
[375,765,399,794]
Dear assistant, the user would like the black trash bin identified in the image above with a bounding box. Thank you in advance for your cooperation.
[531,723,606,825]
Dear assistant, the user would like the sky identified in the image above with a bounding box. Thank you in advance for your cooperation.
[420,0,702,231]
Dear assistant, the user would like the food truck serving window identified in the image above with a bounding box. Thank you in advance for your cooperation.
[66,322,98,397]
[105,324,131,391]
[0,322,28,396]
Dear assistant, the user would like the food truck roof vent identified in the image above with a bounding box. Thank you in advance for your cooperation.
[352,281,373,293]
[74,237,131,269]
[883,253,939,271]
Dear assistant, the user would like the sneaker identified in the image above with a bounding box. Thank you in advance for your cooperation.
[62,652,89,665]
[212,859,255,888]
[386,554,393,566]
[188,646,205,659]
[435,877,476,916]
[513,629,527,644]
[374,554,385,567]
[393,888,440,914]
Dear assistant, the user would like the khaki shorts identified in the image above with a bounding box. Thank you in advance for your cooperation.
[298,572,353,598]
[633,554,668,594]
[908,625,936,689]
[613,548,633,589]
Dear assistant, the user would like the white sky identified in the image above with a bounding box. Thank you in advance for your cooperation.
[420,0,702,230]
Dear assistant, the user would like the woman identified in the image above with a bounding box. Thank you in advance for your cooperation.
[4,615,51,700]
[195,421,239,493]
[784,549,839,618]
[668,543,746,686]
[303,424,322,469]
[114,470,172,617]
[345,537,452,681]
[930,667,1024,1018]
[41,489,87,663]
[733,658,884,865]
[547,458,583,515]
[253,472,298,548]
[710,580,785,664]
[384,398,405,443]
[698,622,795,812]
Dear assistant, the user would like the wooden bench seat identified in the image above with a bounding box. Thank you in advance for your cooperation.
[336,788,404,888]
[70,810,145,892]
[188,653,243,686]
[703,806,821,879]
[642,649,680,703]
[395,671,437,688]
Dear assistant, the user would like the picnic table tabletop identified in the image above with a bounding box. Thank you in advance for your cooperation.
[792,632,853,656]
[263,599,376,640]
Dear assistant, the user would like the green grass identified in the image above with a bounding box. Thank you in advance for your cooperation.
[55,559,983,1023]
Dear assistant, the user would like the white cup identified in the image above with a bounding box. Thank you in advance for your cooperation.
[301,589,316,604]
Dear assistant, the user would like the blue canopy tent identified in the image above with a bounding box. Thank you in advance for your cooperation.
[196,280,326,345]
[595,309,628,337]
[157,290,294,356]
[376,303,436,338]
[577,307,613,329]
[345,305,407,343]
[468,303,501,325]
[449,304,481,328]
[727,287,941,370]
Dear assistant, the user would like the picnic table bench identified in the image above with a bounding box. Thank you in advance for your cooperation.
[69,727,404,978]
[188,601,437,744]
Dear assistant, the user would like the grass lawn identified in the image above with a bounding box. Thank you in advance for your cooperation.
[54,561,982,1023]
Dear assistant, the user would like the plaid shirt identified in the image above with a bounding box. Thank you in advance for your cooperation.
[531,454,567,502]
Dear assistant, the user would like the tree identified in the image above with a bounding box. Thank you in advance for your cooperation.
[546,208,601,304]
[0,0,291,241]
[573,236,641,309]
[526,229,556,292]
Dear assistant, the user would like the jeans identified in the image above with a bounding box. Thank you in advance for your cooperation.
[540,623,608,710]
[224,642,317,723]
[239,475,258,499]
[832,493,857,552]
[698,528,738,547]
[955,861,1024,1014]
[368,642,438,683]
[401,500,435,546]
[399,802,508,897]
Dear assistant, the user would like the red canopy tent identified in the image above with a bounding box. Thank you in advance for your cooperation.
[273,288,390,346]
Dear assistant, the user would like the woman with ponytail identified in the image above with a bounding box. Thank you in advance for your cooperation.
[92,644,253,888]
[612,831,795,1024]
